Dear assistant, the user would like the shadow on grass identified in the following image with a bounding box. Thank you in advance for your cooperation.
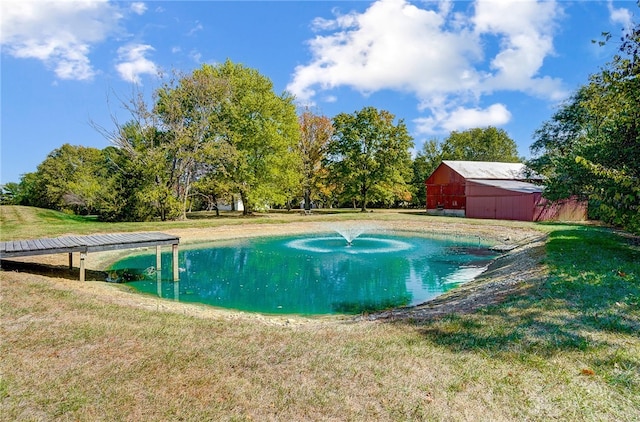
[402,226,640,386]
[0,260,108,282]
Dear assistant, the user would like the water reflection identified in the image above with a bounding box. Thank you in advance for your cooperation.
[112,233,496,315]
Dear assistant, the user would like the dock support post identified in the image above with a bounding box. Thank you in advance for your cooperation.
[68,253,73,270]
[156,270,162,297]
[172,243,179,281]
[156,245,162,274]
[79,253,86,282]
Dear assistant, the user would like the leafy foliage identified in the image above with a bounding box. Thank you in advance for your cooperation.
[202,61,302,214]
[326,107,413,211]
[440,127,521,162]
[92,61,301,219]
[529,12,640,233]
[0,183,22,205]
[298,108,334,210]
[16,144,111,215]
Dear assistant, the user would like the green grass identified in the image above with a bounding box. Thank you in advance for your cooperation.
[2,206,639,420]
[416,225,640,396]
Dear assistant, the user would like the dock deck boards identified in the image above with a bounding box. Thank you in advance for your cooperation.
[1,232,180,281]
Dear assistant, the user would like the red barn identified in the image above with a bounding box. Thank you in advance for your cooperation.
[425,161,586,222]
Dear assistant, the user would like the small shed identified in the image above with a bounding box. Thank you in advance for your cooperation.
[425,160,586,222]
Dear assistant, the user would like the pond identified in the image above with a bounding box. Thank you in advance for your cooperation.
[109,231,497,315]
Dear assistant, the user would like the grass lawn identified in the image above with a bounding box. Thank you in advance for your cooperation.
[1,206,639,421]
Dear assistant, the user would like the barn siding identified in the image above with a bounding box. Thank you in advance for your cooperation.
[425,164,466,213]
[466,182,535,221]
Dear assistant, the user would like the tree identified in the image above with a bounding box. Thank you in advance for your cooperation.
[441,127,520,162]
[97,144,158,221]
[529,12,640,233]
[326,107,413,211]
[410,139,441,207]
[94,60,301,218]
[0,183,21,205]
[154,66,233,219]
[97,116,182,221]
[92,87,184,221]
[298,108,333,210]
[14,172,41,208]
[28,144,108,214]
[207,60,302,214]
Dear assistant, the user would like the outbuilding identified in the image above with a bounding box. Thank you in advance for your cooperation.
[425,160,586,222]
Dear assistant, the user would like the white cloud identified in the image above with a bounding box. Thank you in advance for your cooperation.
[415,103,511,134]
[472,0,565,98]
[131,2,147,16]
[188,22,204,36]
[287,0,567,135]
[323,95,338,104]
[0,0,123,81]
[115,44,157,84]
[607,0,632,30]
[288,0,481,102]
[189,50,203,63]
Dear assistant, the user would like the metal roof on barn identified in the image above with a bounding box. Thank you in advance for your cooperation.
[467,179,544,194]
[442,160,538,180]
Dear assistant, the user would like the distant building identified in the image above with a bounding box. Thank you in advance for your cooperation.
[425,160,586,222]
[216,196,244,212]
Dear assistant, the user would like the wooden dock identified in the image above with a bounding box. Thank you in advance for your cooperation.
[1,232,180,282]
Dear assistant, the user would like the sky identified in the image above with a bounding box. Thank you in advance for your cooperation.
[1,0,636,184]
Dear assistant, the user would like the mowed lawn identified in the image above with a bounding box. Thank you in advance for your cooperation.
[1,206,639,421]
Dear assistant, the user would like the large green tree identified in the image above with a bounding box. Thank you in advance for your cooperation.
[440,127,520,162]
[528,15,640,233]
[26,144,108,214]
[154,66,234,219]
[96,60,302,218]
[298,108,333,210]
[195,61,302,214]
[98,115,182,221]
[326,107,413,211]
[0,183,21,205]
[98,141,160,222]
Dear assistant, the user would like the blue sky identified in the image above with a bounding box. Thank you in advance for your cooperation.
[1,0,636,184]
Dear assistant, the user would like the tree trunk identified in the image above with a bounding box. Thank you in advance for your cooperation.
[180,174,192,220]
[240,191,250,215]
[304,189,311,211]
[360,184,368,212]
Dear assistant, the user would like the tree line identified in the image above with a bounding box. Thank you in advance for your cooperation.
[3,11,638,233]
[1,60,519,220]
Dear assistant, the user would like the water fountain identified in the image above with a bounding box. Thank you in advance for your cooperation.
[286,223,411,255]
[331,223,374,246]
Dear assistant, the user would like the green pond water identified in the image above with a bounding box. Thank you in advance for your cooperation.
[110,232,497,315]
